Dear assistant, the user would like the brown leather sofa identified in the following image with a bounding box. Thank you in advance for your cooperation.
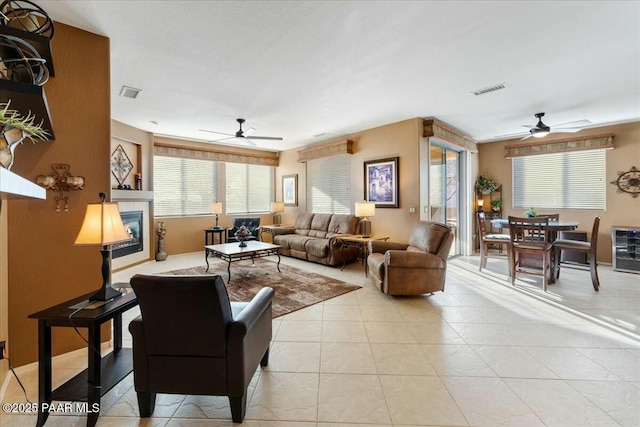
[367,221,454,295]
[128,274,273,423]
[272,212,360,266]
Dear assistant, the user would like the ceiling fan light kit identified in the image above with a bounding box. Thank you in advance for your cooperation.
[530,112,550,138]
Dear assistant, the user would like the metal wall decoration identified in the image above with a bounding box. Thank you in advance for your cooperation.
[36,163,85,211]
[611,166,640,198]
[110,144,133,188]
[0,0,55,38]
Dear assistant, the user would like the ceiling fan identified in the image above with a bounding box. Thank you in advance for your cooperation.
[199,118,283,146]
[496,113,591,140]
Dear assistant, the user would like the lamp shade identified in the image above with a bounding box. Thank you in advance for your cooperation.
[74,201,130,246]
[355,201,375,218]
[212,202,223,214]
[271,202,285,213]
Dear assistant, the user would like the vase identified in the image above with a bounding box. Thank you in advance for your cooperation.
[156,238,168,261]
[0,125,27,170]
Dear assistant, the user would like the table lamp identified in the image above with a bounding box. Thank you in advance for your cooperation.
[74,192,130,301]
[355,201,375,237]
[271,202,285,226]
[212,202,223,229]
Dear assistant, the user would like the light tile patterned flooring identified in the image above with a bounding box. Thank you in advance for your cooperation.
[2,252,639,426]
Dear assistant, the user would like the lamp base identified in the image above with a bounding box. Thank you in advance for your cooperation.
[359,218,371,238]
[88,283,122,302]
[273,213,281,226]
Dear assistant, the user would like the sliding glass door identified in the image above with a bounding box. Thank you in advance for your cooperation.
[429,144,461,256]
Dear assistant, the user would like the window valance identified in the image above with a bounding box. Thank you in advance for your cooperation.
[297,139,353,163]
[423,118,477,153]
[504,133,614,158]
[154,139,279,167]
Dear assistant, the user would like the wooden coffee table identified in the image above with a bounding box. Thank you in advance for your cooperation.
[205,240,281,282]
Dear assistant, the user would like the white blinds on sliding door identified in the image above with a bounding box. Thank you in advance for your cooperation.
[306,154,351,214]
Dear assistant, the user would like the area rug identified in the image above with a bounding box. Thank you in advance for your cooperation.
[162,258,361,318]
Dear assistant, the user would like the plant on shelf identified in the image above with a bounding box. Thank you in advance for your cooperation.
[491,200,502,212]
[475,174,499,195]
[0,101,50,170]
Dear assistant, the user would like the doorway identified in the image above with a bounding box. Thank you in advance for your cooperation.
[429,144,461,255]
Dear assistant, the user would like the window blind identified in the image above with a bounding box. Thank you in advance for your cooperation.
[225,163,273,214]
[512,149,606,210]
[306,154,351,214]
[154,156,219,216]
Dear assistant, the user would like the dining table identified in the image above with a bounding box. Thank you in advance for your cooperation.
[490,218,579,284]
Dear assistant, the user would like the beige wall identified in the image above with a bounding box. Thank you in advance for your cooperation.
[477,121,640,263]
[0,199,7,384]
[5,23,111,367]
[278,118,424,243]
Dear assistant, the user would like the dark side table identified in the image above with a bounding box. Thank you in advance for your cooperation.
[205,227,227,246]
[28,290,138,427]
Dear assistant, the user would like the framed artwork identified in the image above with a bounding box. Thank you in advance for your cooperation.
[111,144,133,186]
[282,174,298,206]
[364,157,399,208]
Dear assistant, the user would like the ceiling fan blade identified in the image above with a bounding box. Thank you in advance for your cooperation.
[553,119,591,129]
[209,136,236,143]
[246,135,283,141]
[242,138,257,146]
[199,129,235,137]
[550,128,582,133]
[520,134,533,140]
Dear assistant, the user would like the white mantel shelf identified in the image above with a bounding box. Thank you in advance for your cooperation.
[0,168,46,199]
[111,189,154,201]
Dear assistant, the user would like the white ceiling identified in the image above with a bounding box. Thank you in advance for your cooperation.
[37,0,640,151]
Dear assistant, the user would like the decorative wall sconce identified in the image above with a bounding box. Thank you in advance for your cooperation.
[36,163,85,211]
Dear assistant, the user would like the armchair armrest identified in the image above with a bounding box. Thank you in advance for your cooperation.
[385,250,446,269]
[128,315,150,390]
[229,287,275,336]
[369,240,408,254]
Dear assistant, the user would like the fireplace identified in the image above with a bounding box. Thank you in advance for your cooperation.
[113,210,143,258]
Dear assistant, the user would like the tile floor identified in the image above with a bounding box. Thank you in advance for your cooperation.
[2,252,639,426]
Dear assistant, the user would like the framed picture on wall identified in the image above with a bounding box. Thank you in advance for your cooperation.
[282,174,298,206]
[364,157,399,208]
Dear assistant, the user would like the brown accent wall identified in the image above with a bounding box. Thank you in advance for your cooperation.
[6,23,111,366]
[477,121,640,263]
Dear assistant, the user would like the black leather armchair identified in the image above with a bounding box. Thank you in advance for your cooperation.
[128,274,274,423]
[227,217,261,242]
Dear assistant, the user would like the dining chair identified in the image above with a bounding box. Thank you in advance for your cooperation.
[508,216,552,291]
[476,211,510,272]
[552,216,600,291]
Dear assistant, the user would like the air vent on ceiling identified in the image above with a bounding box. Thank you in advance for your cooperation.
[472,83,507,96]
[119,85,142,99]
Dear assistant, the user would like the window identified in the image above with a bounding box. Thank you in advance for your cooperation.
[154,156,219,216]
[512,150,606,210]
[225,163,273,214]
[306,154,351,214]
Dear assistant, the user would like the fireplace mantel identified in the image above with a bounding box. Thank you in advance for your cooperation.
[111,190,153,201]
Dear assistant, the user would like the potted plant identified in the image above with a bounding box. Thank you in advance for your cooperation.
[475,175,499,195]
[0,101,50,170]
[491,200,502,212]
[525,207,538,218]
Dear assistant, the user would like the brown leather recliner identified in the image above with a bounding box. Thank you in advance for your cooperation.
[128,274,274,423]
[367,221,454,295]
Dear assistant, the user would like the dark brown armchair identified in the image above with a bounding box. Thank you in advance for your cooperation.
[367,221,454,295]
[128,274,274,423]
